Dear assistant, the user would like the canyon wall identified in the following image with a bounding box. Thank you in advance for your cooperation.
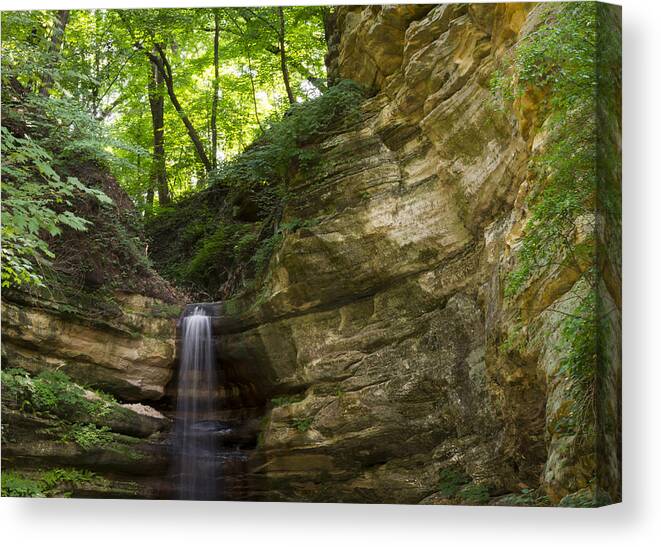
[215,2,621,506]
[1,2,620,506]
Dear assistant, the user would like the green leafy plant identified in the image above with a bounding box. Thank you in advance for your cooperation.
[1,127,113,288]
[1,472,45,497]
[62,423,114,450]
[292,417,313,432]
[557,291,599,432]
[437,466,471,498]
[457,483,490,505]
[0,368,114,420]
[1,468,102,498]
[490,3,613,297]
[216,80,364,191]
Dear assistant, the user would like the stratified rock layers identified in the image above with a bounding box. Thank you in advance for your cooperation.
[217,3,620,505]
[1,290,179,498]
[2,292,177,401]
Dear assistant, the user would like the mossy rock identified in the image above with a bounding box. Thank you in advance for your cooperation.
[558,487,612,508]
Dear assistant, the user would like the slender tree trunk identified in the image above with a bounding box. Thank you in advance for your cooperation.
[145,186,155,211]
[211,10,220,170]
[247,52,264,133]
[39,10,70,96]
[277,7,295,105]
[148,51,169,205]
[151,44,212,172]
[119,11,216,172]
[140,153,154,211]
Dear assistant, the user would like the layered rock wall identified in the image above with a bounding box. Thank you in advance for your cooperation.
[215,3,621,506]
[1,290,179,497]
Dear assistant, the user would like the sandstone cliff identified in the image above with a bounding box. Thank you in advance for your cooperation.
[1,2,621,506]
[212,2,621,506]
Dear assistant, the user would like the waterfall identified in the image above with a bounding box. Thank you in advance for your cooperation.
[173,305,218,500]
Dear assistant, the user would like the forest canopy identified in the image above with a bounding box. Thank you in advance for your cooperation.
[1,7,348,294]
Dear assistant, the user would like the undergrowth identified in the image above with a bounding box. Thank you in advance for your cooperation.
[145,80,363,300]
[1,468,103,498]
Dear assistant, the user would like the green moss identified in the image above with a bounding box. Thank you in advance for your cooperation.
[437,466,471,498]
[558,487,611,508]
[417,248,439,263]
[292,417,313,432]
[256,414,271,449]
[457,483,491,505]
[271,393,304,407]
[149,302,182,319]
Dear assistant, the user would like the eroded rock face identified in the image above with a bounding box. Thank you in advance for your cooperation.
[1,289,180,498]
[215,3,620,505]
[1,291,179,401]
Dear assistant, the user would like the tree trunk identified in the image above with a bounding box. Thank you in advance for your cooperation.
[277,7,295,105]
[39,10,70,97]
[148,51,169,205]
[211,10,220,170]
[247,52,264,133]
[151,44,213,172]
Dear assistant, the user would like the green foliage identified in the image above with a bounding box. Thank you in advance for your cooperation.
[457,483,491,505]
[1,468,101,498]
[62,423,114,450]
[0,368,118,424]
[1,10,123,290]
[437,466,471,498]
[144,82,349,298]
[186,222,256,289]
[292,417,313,432]
[557,291,598,433]
[1,127,113,289]
[39,468,101,491]
[3,368,92,416]
[1,471,45,498]
[216,80,364,191]
[102,6,330,204]
[490,3,602,297]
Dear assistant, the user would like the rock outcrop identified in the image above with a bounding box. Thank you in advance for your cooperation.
[211,3,621,506]
[1,290,178,401]
[1,286,180,498]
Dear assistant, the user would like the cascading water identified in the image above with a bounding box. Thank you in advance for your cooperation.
[172,305,218,500]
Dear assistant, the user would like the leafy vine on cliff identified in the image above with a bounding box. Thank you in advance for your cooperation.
[491,2,620,441]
